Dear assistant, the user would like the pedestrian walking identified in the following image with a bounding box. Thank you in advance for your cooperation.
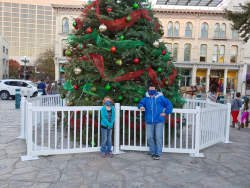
[240,97,249,128]
[207,84,219,102]
[138,83,173,160]
[231,92,242,130]
[47,81,52,95]
[51,81,59,95]
[37,79,47,95]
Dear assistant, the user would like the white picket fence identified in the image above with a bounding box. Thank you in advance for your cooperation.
[19,95,232,161]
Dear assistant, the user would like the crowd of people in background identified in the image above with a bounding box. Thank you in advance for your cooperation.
[36,79,61,95]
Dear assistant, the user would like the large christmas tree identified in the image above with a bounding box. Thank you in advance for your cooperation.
[60,0,185,135]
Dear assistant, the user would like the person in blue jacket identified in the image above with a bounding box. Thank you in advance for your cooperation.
[101,96,115,158]
[138,83,173,160]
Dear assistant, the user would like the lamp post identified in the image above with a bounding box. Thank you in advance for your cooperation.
[21,56,30,80]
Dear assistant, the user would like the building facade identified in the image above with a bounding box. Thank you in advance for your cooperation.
[0,0,84,67]
[53,4,82,83]
[0,37,9,79]
[152,0,250,95]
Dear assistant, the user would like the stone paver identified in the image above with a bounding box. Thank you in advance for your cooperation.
[0,99,250,187]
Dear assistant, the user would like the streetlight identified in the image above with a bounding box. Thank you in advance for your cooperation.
[21,56,30,80]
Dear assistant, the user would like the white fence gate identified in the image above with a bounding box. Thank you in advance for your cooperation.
[19,96,231,160]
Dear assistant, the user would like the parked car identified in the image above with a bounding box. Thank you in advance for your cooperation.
[0,79,38,100]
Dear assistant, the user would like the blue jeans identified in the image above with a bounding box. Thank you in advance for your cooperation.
[100,128,112,153]
[146,123,164,156]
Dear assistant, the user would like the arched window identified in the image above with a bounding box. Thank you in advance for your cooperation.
[166,43,172,53]
[173,43,178,62]
[62,39,68,56]
[185,23,192,37]
[174,22,179,37]
[62,18,69,33]
[213,45,218,63]
[220,24,226,38]
[167,22,173,37]
[201,23,208,38]
[200,45,207,62]
[219,45,225,63]
[214,23,220,38]
[232,28,238,39]
[184,44,191,61]
[230,46,238,63]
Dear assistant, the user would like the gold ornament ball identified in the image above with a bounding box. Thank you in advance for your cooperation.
[115,59,122,66]
[153,41,159,48]
[74,67,82,75]
[99,24,107,32]
[66,101,74,106]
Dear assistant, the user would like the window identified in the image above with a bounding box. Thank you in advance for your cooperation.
[167,22,173,37]
[37,10,44,15]
[4,22,11,26]
[62,18,69,33]
[173,44,178,62]
[12,13,19,17]
[21,14,28,18]
[29,5,36,9]
[62,40,68,57]
[220,24,226,38]
[233,6,243,11]
[3,46,5,53]
[201,23,208,38]
[166,43,172,53]
[21,4,28,8]
[184,44,191,61]
[9,81,18,86]
[6,49,8,55]
[174,22,179,37]
[185,23,192,37]
[12,18,19,22]
[37,5,44,10]
[45,11,52,15]
[3,59,5,65]
[21,9,28,13]
[45,6,52,11]
[219,45,225,63]
[6,60,8,66]
[200,45,207,62]
[29,14,36,19]
[4,2,11,7]
[214,23,219,37]
[4,7,11,12]
[12,3,19,8]
[213,45,218,63]
[37,15,44,19]
[4,12,11,17]
[230,46,238,63]
[12,8,19,12]
[45,16,52,20]
[232,28,238,39]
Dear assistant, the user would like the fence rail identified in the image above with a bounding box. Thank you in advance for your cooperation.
[19,96,232,161]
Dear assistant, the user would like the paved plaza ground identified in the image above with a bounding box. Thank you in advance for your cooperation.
[0,99,250,188]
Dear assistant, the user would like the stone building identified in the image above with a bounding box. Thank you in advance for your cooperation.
[53,4,82,84]
[0,37,9,79]
[153,0,249,95]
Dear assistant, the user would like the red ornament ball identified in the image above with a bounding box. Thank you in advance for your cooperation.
[76,111,80,114]
[107,8,112,13]
[75,26,79,30]
[177,118,180,123]
[162,50,166,55]
[110,46,116,53]
[168,61,170,66]
[73,85,79,90]
[87,28,92,34]
[134,58,140,64]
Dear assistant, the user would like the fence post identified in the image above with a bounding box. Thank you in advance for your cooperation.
[17,97,26,139]
[222,103,233,144]
[190,106,204,158]
[27,89,31,98]
[21,103,38,161]
[15,89,21,109]
[113,103,121,154]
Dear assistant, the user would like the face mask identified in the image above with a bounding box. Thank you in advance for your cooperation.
[148,90,156,95]
[105,101,112,106]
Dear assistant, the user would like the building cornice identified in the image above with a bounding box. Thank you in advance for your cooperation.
[51,4,84,10]
[174,62,243,70]
[152,8,227,15]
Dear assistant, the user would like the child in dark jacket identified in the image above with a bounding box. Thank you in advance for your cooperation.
[231,92,242,130]
[100,96,115,157]
[138,84,173,160]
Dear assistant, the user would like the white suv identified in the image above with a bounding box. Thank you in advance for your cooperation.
[0,79,38,100]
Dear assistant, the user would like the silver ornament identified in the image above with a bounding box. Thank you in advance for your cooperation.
[140,2,150,8]
[153,41,159,48]
[74,67,82,75]
[99,24,107,32]
[91,7,96,10]
[116,0,121,3]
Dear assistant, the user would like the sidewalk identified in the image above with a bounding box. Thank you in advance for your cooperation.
[0,100,249,188]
